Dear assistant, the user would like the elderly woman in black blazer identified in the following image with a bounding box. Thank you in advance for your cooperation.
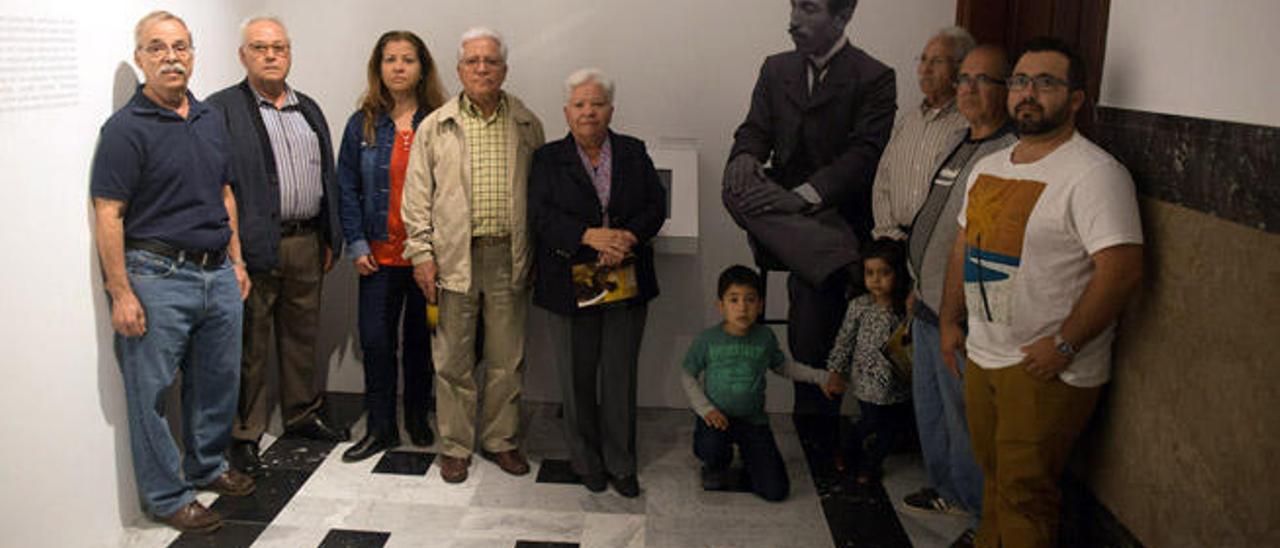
[529,68,666,497]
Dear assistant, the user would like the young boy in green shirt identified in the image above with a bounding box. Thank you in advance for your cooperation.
[681,265,843,501]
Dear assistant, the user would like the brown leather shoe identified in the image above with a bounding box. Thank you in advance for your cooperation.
[484,449,530,476]
[159,501,222,534]
[438,455,471,483]
[197,469,256,497]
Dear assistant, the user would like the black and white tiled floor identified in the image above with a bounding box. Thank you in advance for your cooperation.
[119,395,972,548]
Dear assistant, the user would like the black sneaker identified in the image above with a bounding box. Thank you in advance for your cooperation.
[950,528,976,548]
[902,487,969,516]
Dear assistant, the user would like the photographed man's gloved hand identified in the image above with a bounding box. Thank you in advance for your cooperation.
[723,153,765,195]
[738,182,810,216]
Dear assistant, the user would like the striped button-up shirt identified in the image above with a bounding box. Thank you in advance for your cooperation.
[460,93,512,237]
[870,99,967,241]
[253,85,323,221]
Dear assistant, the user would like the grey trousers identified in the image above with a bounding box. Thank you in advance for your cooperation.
[722,185,860,287]
[545,303,648,478]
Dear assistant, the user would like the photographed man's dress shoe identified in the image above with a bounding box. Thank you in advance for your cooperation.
[580,472,607,493]
[610,474,641,498]
[482,449,530,476]
[407,424,435,447]
[284,414,351,442]
[342,431,399,463]
[228,440,262,475]
[160,501,222,533]
[438,455,471,483]
[196,469,256,497]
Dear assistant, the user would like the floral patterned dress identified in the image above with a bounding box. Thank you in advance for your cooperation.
[825,294,910,405]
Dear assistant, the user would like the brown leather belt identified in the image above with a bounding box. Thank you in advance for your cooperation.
[472,235,511,247]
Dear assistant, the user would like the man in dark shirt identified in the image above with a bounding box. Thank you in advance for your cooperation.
[723,0,896,424]
[91,10,253,534]
[207,16,348,477]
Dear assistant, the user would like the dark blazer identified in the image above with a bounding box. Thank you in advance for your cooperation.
[529,131,666,316]
[730,42,896,243]
[207,80,343,274]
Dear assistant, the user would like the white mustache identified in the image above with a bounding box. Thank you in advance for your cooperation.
[160,63,187,75]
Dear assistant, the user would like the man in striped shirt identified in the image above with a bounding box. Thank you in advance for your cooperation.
[208,16,349,475]
[870,27,974,241]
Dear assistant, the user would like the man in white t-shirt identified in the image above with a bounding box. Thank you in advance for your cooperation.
[938,37,1144,548]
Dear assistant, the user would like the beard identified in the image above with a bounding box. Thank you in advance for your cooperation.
[1013,98,1070,135]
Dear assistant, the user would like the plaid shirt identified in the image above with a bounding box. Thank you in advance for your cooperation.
[460,93,511,237]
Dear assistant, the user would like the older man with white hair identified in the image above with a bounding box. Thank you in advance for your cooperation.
[402,26,545,484]
[207,16,349,477]
[869,27,975,242]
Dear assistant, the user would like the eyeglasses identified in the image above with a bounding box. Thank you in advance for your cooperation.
[460,56,505,69]
[1007,74,1070,92]
[956,74,1006,88]
[141,42,193,59]
[246,42,290,56]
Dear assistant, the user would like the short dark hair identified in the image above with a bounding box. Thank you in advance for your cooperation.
[717,265,762,299]
[827,0,858,17]
[1020,36,1086,91]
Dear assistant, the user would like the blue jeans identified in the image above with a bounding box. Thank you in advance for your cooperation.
[357,266,432,434]
[693,416,789,501]
[115,249,242,517]
[912,317,983,518]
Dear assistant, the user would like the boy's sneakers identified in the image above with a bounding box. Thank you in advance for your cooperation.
[701,466,729,491]
[902,487,970,516]
[949,528,976,548]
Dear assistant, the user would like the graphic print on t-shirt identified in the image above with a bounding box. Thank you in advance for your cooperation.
[963,174,1045,325]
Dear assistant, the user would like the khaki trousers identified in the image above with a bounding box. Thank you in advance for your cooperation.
[434,238,526,458]
[965,359,1101,548]
[233,230,324,442]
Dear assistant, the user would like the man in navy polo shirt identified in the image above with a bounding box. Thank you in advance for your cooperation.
[91,10,255,534]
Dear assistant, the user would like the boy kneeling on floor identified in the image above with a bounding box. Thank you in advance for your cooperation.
[681,265,844,501]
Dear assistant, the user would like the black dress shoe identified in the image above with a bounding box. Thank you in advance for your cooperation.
[580,472,607,493]
[228,441,262,475]
[342,431,399,463]
[285,414,351,442]
[610,474,641,498]
[407,424,435,447]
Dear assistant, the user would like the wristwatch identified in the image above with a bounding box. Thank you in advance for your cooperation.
[1053,333,1078,360]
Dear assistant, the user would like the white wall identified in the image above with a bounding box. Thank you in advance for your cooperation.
[0,1,257,546]
[0,1,951,545]
[270,0,955,410]
[1100,0,1280,127]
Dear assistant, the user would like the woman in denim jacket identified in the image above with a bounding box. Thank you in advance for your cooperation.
[337,30,447,462]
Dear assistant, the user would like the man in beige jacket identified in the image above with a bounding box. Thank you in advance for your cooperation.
[402,26,544,484]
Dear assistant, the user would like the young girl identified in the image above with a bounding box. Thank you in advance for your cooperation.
[825,239,913,484]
